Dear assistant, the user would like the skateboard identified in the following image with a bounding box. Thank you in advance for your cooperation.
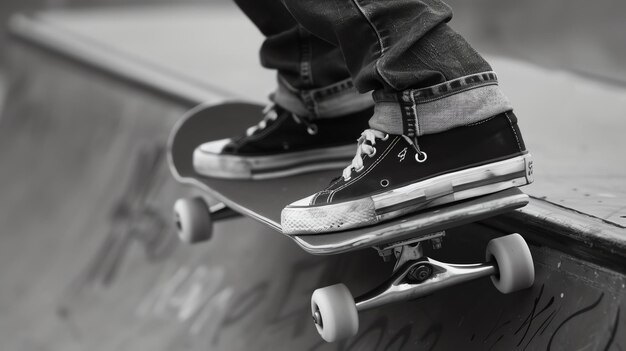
[168,102,535,342]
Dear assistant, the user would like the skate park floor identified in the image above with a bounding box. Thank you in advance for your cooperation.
[0,3,624,351]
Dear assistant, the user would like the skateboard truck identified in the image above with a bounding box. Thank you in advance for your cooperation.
[374,231,445,263]
[310,233,534,343]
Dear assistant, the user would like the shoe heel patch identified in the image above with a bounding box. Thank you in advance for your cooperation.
[525,157,534,184]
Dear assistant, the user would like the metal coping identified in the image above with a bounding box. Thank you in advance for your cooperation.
[489,198,626,273]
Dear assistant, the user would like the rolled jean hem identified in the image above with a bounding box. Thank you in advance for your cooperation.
[273,75,374,118]
[369,71,513,136]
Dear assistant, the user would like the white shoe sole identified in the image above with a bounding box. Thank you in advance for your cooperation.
[281,153,534,235]
[193,144,356,180]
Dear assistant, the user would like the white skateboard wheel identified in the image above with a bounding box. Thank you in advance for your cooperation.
[311,283,359,342]
[486,233,535,294]
[173,197,212,244]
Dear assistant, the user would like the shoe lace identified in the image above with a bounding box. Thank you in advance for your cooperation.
[342,129,428,181]
[342,129,387,180]
[246,103,318,137]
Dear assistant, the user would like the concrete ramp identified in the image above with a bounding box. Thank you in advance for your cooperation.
[0,5,624,350]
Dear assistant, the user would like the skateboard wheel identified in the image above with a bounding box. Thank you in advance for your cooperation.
[310,284,358,342]
[173,197,212,244]
[486,234,534,294]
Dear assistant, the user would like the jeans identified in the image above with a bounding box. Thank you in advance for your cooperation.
[233,0,512,137]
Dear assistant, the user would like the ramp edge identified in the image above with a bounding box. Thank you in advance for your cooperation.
[487,197,626,274]
[7,13,231,106]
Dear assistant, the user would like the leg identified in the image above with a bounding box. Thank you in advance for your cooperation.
[193,0,375,180]
[233,0,373,117]
[280,0,534,234]
[280,0,510,135]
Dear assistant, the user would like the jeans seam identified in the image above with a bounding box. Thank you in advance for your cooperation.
[349,0,399,90]
[413,82,499,104]
[373,72,499,104]
[276,76,374,118]
[398,92,417,137]
[350,0,386,55]
[310,78,355,99]
[300,91,318,117]
[298,26,314,87]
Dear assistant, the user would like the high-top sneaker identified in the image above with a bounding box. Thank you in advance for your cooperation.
[281,111,533,234]
[193,104,372,179]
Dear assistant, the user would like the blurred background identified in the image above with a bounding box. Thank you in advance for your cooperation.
[1,0,626,85]
[1,0,626,115]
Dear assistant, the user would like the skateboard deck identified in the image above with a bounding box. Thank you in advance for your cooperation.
[168,102,535,342]
[168,102,530,253]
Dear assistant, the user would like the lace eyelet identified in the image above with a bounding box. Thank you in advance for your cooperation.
[382,134,390,141]
[380,179,390,187]
[415,151,428,163]
[307,124,318,135]
[354,165,364,173]
[367,147,377,158]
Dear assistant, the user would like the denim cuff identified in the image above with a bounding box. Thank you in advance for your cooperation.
[370,72,513,136]
[273,75,374,118]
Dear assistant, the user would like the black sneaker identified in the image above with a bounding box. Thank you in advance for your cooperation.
[193,104,372,179]
[281,111,533,234]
